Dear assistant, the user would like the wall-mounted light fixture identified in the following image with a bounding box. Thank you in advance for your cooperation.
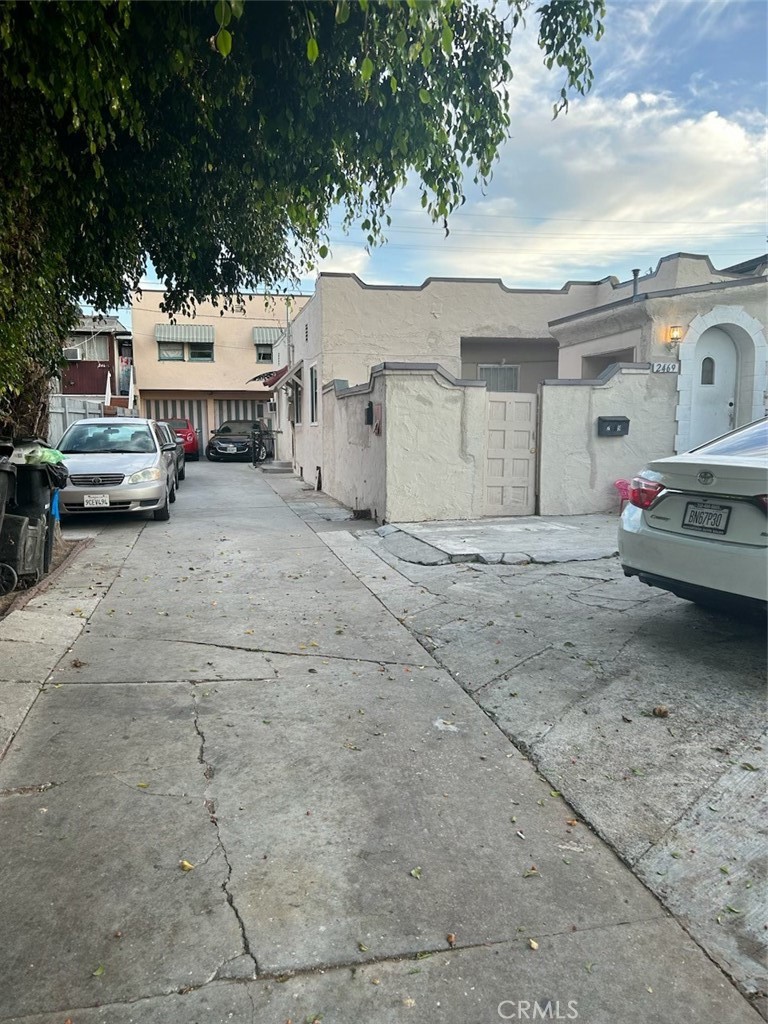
[668,325,683,344]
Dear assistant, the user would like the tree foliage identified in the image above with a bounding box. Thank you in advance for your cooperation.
[0,0,604,428]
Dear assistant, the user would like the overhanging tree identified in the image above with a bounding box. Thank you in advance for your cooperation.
[0,0,604,433]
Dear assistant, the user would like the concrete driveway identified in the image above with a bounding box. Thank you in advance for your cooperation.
[0,462,762,1023]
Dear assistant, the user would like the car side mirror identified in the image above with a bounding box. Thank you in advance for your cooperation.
[161,442,177,452]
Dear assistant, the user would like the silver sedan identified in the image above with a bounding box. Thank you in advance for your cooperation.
[58,417,177,520]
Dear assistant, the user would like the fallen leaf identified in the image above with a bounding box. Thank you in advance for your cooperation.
[585,962,595,973]
[621,714,633,723]
[741,762,759,771]
[244,629,254,635]
[652,705,669,718]
[136,782,149,789]
[410,866,422,879]
[549,790,561,798]
[447,933,457,947]
[719,865,730,874]
[726,905,743,914]
[522,866,539,878]
[310,641,319,647]
[528,938,539,950]
[566,818,579,827]
[71,658,85,668]
[92,964,105,976]
[358,942,369,952]
[403,997,416,1007]
[371,978,381,985]
[179,859,195,872]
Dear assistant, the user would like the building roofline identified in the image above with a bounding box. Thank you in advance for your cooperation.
[548,275,767,328]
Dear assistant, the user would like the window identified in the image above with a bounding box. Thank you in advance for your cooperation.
[478,364,519,392]
[310,364,318,423]
[701,357,715,385]
[256,344,273,362]
[694,418,767,456]
[158,342,184,361]
[293,367,303,425]
[189,343,214,362]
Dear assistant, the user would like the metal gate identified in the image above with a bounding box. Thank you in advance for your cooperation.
[143,398,208,441]
[214,399,272,430]
[484,392,537,516]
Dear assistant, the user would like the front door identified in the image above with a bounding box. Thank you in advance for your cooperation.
[689,327,738,448]
[485,392,537,516]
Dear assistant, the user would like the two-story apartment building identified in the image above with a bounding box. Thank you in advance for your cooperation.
[131,289,309,445]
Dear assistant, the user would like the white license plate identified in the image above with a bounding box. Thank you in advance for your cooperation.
[221,445,236,453]
[682,501,731,534]
[83,494,110,508]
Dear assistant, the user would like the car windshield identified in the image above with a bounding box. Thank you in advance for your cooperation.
[215,421,258,434]
[166,419,189,430]
[693,418,768,457]
[59,423,157,454]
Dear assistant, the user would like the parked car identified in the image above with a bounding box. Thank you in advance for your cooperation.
[165,417,200,460]
[206,419,271,462]
[57,417,177,520]
[619,418,768,611]
[157,421,186,486]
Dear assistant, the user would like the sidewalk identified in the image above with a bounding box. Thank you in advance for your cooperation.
[0,463,758,1023]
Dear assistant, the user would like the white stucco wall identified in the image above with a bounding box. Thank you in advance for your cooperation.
[286,292,325,482]
[383,370,487,523]
[322,377,387,521]
[316,275,598,389]
[538,369,678,515]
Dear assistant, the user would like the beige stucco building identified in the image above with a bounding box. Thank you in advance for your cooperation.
[272,253,767,520]
[131,289,309,443]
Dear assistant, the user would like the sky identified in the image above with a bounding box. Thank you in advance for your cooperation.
[114,0,766,325]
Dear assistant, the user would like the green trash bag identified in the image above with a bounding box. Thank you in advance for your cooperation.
[24,446,66,465]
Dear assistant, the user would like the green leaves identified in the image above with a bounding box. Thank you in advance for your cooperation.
[216,28,232,57]
[307,36,319,64]
[360,55,374,82]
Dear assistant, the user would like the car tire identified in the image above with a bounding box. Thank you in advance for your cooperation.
[169,483,176,504]
[179,461,186,481]
[206,451,218,461]
[153,491,171,520]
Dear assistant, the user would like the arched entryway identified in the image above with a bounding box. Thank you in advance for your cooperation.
[676,306,767,452]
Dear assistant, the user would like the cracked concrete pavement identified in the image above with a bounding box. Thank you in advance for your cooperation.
[0,462,763,1023]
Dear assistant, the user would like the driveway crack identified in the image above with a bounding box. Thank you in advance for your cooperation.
[191,691,258,975]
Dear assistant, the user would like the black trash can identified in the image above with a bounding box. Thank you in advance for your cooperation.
[0,458,17,594]
[0,463,54,591]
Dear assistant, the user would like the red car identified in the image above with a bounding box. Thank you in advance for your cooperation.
[165,418,200,460]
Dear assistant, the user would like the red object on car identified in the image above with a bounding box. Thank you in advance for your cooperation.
[165,418,199,460]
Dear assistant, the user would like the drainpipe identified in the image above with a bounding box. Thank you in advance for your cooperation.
[631,268,640,301]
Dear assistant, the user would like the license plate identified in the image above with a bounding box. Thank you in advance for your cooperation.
[221,445,236,453]
[682,501,731,534]
[83,494,110,508]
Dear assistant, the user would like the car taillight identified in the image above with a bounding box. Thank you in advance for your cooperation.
[629,476,665,509]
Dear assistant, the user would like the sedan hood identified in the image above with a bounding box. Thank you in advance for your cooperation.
[62,453,159,478]
[212,432,251,441]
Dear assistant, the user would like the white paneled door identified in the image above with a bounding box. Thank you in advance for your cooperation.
[485,392,537,516]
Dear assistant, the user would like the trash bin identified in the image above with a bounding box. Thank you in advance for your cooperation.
[0,462,55,591]
[0,457,17,594]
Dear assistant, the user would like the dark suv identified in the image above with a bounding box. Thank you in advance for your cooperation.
[205,420,272,462]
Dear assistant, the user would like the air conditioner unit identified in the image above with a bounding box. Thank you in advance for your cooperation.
[63,346,82,361]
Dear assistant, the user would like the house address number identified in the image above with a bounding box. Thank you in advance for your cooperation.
[652,362,679,373]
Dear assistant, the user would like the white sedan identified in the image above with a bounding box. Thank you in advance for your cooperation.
[619,418,767,611]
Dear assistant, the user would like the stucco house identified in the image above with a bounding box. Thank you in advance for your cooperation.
[271,253,767,521]
[131,289,309,441]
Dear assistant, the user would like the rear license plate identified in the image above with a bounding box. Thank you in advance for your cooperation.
[682,502,731,534]
[83,494,110,508]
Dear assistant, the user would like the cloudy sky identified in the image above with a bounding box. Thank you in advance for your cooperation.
[298,0,766,292]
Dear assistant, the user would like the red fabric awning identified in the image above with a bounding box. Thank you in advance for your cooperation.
[247,365,288,388]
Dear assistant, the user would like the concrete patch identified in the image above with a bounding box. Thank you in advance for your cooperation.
[0,679,40,759]
[197,664,664,976]
[13,918,757,1024]
[383,532,451,565]
[0,774,242,1019]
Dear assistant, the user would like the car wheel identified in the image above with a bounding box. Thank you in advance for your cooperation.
[179,461,186,481]
[169,483,176,504]
[205,450,217,461]
[153,491,171,520]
